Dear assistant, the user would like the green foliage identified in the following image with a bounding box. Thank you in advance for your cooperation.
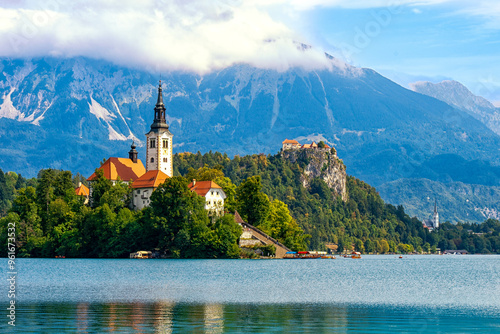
[185,165,225,182]
[236,175,270,226]
[214,176,237,212]
[171,151,500,254]
[89,168,112,208]
[3,149,499,259]
[260,200,309,251]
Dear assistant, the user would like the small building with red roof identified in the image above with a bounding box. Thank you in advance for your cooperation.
[188,179,226,215]
[131,170,169,210]
[87,143,145,185]
[75,182,90,204]
[282,139,301,150]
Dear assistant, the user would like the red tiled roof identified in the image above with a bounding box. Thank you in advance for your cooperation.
[88,157,145,182]
[75,184,89,196]
[188,180,222,197]
[282,139,300,144]
[131,170,169,189]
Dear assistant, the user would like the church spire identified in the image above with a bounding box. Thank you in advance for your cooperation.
[434,199,437,214]
[151,80,168,130]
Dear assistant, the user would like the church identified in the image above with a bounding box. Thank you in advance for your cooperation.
[423,200,440,230]
[86,81,225,213]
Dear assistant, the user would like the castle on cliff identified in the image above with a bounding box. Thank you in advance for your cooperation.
[282,139,331,150]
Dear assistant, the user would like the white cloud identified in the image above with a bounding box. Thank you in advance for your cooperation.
[0,0,335,74]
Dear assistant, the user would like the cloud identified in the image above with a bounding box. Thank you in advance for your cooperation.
[256,0,452,10]
[0,0,335,74]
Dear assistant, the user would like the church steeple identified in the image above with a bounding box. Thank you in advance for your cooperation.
[151,80,168,130]
[145,80,174,176]
[432,199,440,229]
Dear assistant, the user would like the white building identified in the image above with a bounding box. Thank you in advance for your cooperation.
[282,139,301,150]
[188,180,226,216]
[423,200,440,230]
[131,170,169,210]
[146,81,174,177]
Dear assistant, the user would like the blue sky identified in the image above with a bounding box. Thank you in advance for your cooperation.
[1,0,499,102]
[278,1,500,102]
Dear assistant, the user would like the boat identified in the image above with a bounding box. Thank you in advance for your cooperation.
[340,252,361,259]
[349,252,361,259]
[283,251,321,259]
[132,251,153,259]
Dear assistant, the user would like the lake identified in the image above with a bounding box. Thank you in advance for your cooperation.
[2,255,500,333]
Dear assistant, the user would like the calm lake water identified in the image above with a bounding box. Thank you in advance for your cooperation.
[2,255,500,333]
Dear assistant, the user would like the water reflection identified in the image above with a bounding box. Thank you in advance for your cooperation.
[6,302,500,333]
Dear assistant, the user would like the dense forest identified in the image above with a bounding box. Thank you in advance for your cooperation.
[174,151,500,254]
[1,150,499,258]
[0,166,306,258]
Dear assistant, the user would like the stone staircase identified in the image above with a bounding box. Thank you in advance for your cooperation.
[234,211,292,258]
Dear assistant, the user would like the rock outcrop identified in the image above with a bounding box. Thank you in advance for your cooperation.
[282,147,347,201]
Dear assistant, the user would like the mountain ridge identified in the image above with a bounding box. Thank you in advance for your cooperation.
[1,56,500,222]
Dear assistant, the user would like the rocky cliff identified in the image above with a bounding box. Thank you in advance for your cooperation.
[282,147,347,201]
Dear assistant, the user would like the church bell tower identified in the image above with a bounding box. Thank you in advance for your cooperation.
[432,200,440,229]
[145,81,173,176]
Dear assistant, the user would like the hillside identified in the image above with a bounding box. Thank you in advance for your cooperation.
[378,178,500,223]
[2,149,499,256]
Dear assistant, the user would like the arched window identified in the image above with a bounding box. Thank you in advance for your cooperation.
[151,157,154,163]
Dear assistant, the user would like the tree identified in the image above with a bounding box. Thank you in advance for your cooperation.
[36,169,56,228]
[354,239,365,252]
[149,176,210,257]
[259,199,309,251]
[236,175,270,227]
[89,168,112,208]
[213,176,237,213]
[364,239,375,253]
[98,181,131,212]
[309,178,332,202]
[380,239,390,254]
[210,214,242,258]
[185,165,225,182]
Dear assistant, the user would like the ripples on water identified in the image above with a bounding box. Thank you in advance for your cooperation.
[2,255,500,333]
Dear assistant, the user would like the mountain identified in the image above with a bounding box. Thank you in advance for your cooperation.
[1,57,500,223]
[378,178,500,223]
[410,80,500,135]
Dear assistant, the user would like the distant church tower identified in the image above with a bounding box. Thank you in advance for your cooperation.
[432,200,440,229]
[145,81,173,176]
